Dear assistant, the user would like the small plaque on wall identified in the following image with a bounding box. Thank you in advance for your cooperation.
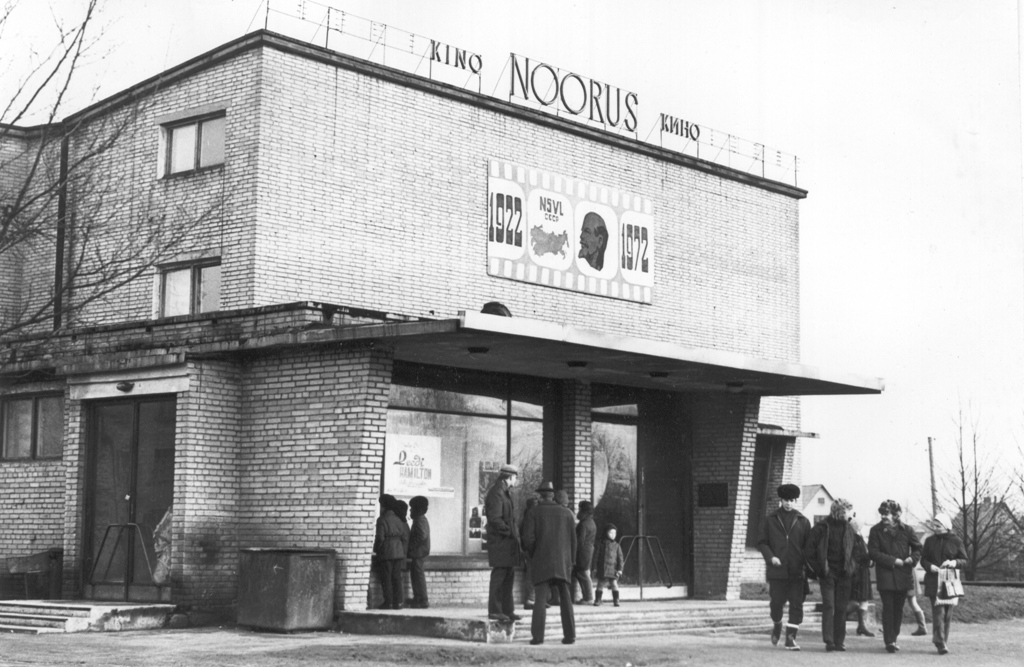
[697,483,729,508]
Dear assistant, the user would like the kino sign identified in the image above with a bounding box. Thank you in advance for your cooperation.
[509,54,639,133]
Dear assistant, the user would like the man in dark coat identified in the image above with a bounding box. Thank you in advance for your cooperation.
[756,483,811,650]
[407,496,431,609]
[868,499,922,653]
[373,494,407,610]
[804,498,867,652]
[485,463,522,622]
[521,481,577,645]
[572,500,597,604]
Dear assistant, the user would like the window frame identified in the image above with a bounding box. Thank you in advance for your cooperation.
[159,258,222,318]
[1,393,65,461]
[163,113,225,177]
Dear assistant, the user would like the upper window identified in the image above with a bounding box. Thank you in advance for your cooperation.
[160,260,221,317]
[1,395,64,460]
[165,114,225,175]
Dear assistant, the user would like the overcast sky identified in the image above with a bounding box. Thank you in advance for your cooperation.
[5,0,1023,523]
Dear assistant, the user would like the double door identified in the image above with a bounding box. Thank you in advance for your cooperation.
[85,397,176,601]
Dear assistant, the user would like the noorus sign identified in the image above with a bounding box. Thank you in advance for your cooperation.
[509,54,639,132]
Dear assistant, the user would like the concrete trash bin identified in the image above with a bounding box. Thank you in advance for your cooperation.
[237,548,336,631]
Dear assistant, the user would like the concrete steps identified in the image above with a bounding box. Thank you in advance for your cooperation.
[510,602,822,642]
[0,600,176,634]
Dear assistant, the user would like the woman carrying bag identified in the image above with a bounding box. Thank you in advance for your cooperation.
[921,513,968,655]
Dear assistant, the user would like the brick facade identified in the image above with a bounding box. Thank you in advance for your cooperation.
[0,31,840,611]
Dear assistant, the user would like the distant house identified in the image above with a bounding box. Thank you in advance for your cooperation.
[801,484,834,524]
[952,499,1024,581]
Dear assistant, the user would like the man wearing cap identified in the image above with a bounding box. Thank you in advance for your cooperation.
[757,483,811,650]
[485,463,522,622]
[522,481,577,645]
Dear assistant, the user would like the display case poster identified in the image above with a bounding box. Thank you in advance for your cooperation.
[383,434,454,498]
[487,159,654,303]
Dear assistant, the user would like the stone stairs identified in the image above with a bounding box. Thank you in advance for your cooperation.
[0,600,176,634]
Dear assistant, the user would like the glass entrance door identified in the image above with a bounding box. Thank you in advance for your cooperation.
[85,397,175,601]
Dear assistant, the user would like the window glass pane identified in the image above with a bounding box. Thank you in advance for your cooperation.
[36,396,64,458]
[593,404,638,417]
[389,385,505,416]
[2,399,34,458]
[510,418,544,524]
[199,116,225,168]
[169,124,197,174]
[162,267,192,317]
[592,420,637,547]
[198,264,221,313]
[387,410,505,555]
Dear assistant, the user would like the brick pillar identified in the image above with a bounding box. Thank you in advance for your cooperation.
[238,342,393,612]
[176,359,243,608]
[61,394,85,598]
[559,380,591,509]
[690,393,760,600]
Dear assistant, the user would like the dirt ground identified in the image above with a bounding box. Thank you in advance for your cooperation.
[2,619,1023,667]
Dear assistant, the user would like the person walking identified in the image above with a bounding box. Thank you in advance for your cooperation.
[485,463,523,623]
[521,481,577,645]
[592,523,625,607]
[407,496,431,608]
[572,500,597,604]
[868,499,922,653]
[804,498,866,652]
[921,513,968,655]
[756,483,811,651]
[849,520,875,638]
[373,494,407,610]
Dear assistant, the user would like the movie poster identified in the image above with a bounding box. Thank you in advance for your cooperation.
[383,434,454,498]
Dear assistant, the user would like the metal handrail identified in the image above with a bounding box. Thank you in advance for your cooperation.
[87,523,165,591]
[619,533,675,598]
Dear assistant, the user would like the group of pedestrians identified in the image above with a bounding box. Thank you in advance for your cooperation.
[484,464,625,645]
[757,484,968,655]
[372,494,431,610]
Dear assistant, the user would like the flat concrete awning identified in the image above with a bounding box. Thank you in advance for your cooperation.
[378,312,883,397]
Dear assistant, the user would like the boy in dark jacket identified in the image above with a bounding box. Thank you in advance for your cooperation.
[592,523,624,607]
[757,483,812,650]
[804,498,867,652]
[408,496,431,608]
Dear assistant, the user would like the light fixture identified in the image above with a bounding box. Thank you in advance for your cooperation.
[467,346,489,360]
[116,381,135,393]
[649,371,669,378]
[566,360,588,370]
[726,381,744,394]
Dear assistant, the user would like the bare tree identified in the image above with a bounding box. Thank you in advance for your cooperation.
[1,0,224,356]
[939,405,1021,580]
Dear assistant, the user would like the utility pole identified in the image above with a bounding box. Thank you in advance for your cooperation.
[928,436,938,517]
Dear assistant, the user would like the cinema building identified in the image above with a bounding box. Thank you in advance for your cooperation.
[0,30,881,613]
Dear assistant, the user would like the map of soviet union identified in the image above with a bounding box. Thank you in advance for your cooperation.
[530,225,568,257]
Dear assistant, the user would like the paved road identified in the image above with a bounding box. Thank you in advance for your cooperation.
[2,619,1022,666]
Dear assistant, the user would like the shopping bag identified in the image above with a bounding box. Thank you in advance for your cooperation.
[936,568,964,605]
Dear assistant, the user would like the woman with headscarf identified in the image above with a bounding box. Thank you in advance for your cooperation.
[920,513,968,655]
[868,499,923,653]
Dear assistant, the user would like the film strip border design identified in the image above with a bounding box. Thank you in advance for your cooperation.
[488,160,653,304]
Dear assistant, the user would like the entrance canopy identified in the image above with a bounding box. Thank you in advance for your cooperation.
[364,311,883,397]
